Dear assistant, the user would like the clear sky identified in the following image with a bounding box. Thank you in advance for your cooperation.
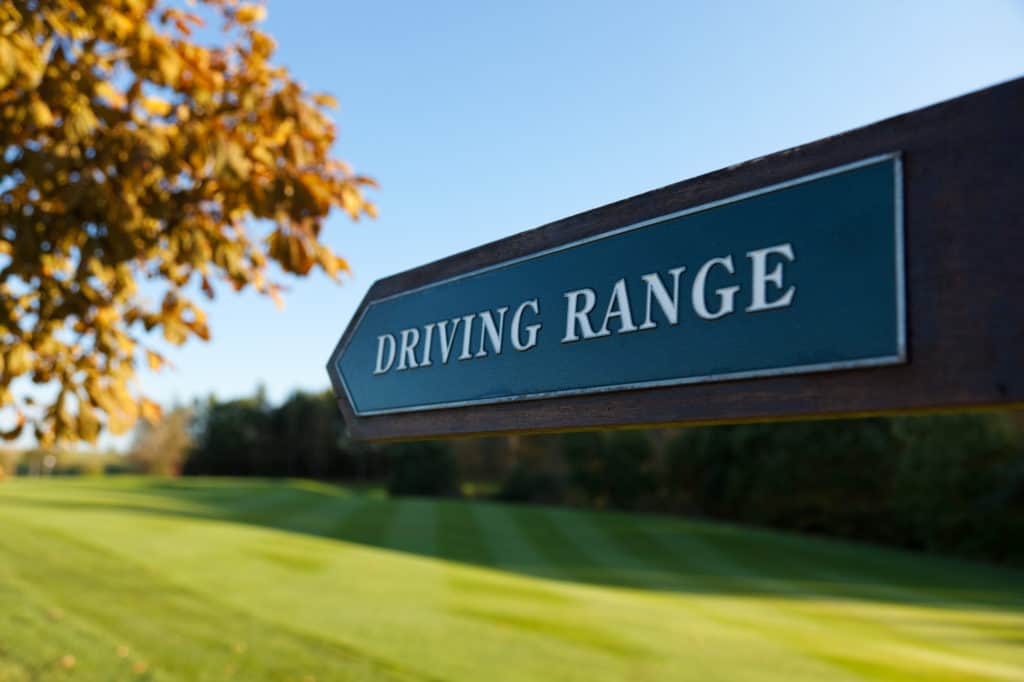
[139,0,1024,410]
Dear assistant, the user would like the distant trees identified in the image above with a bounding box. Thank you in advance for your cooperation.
[270,391,344,479]
[0,447,16,479]
[183,390,387,480]
[128,406,192,475]
[659,414,1024,564]
[183,389,457,494]
[563,431,655,510]
[6,446,124,476]
[385,441,458,497]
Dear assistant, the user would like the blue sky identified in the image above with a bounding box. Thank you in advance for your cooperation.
[140,0,1024,410]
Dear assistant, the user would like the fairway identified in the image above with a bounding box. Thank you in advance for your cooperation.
[1,478,1022,681]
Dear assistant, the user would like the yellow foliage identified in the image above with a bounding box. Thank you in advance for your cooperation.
[30,98,54,127]
[140,399,163,424]
[146,350,165,371]
[141,96,173,117]
[313,93,338,109]
[95,81,127,109]
[235,4,267,24]
[0,0,376,443]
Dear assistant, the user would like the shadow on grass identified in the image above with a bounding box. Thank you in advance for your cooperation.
[4,476,1024,614]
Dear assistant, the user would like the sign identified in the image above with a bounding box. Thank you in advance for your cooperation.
[332,156,903,416]
[327,77,1024,441]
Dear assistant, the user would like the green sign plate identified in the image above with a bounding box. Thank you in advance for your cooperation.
[329,154,904,417]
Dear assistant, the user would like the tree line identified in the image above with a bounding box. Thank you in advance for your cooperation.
[123,389,1024,566]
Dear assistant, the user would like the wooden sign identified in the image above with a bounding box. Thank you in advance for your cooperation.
[327,77,1024,441]
[334,157,904,415]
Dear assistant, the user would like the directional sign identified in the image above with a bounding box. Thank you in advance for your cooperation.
[332,156,903,416]
[327,78,1024,441]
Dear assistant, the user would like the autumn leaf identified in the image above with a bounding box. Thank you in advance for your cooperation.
[141,399,163,424]
[141,96,173,117]
[268,284,285,310]
[78,403,101,443]
[6,346,32,377]
[30,98,54,127]
[313,93,338,109]
[234,4,267,24]
[94,81,127,109]
[0,40,16,89]
[146,350,165,372]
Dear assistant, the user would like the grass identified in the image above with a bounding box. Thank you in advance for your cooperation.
[0,477,1022,681]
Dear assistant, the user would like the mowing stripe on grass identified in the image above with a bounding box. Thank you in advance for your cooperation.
[274,487,361,536]
[633,516,1024,680]
[433,500,494,566]
[558,509,923,681]
[330,495,401,548]
[544,507,682,591]
[469,501,562,576]
[388,497,440,556]
[222,483,301,519]
[522,512,865,682]
[501,505,604,584]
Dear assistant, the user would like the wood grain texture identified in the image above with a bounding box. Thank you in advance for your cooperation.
[327,77,1024,441]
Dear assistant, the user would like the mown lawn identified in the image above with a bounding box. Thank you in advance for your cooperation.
[1,477,1022,681]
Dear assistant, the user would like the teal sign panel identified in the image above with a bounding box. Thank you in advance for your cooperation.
[329,154,905,416]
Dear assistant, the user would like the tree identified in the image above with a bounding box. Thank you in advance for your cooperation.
[386,440,459,497]
[127,404,192,475]
[181,389,387,479]
[183,394,267,476]
[0,0,376,444]
[267,390,344,478]
[563,430,655,510]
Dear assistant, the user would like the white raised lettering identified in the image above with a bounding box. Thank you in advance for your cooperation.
[396,328,420,370]
[562,288,599,342]
[437,318,461,364]
[747,243,796,312]
[458,314,476,360]
[639,266,686,330]
[373,334,396,375]
[596,278,637,336]
[419,322,435,367]
[476,307,510,358]
[692,255,739,320]
[511,299,541,351]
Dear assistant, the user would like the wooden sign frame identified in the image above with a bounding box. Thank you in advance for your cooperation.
[328,77,1024,441]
